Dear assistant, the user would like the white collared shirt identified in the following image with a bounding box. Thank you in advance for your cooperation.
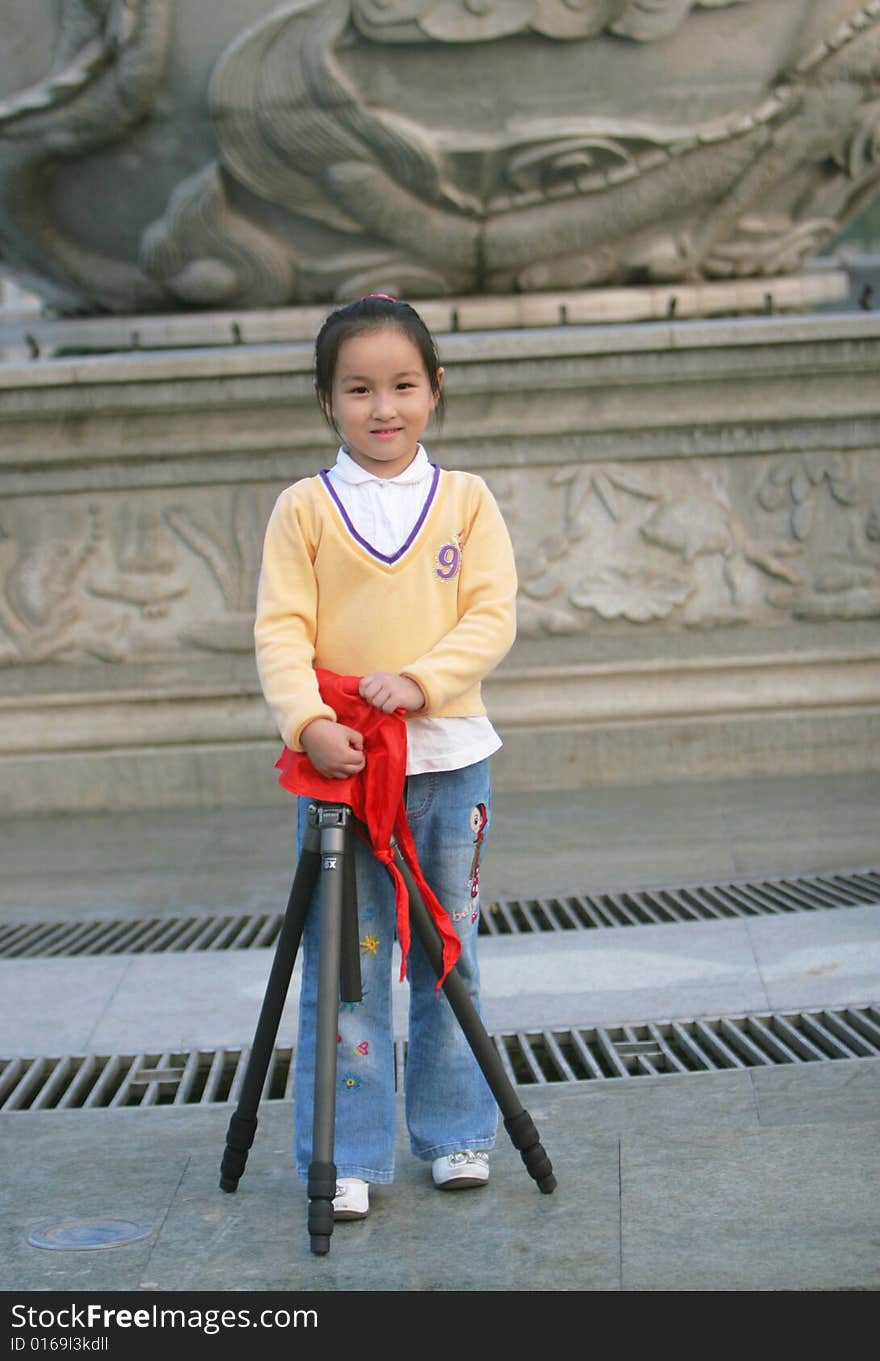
[326,445,502,775]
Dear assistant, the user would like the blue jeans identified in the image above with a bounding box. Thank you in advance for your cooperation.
[293,759,498,1183]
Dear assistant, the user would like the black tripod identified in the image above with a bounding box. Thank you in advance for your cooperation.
[219,801,556,1255]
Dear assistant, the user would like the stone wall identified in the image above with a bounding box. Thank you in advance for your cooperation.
[1,303,879,815]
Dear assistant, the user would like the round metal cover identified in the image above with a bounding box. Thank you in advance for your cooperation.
[27,1218,153,1250]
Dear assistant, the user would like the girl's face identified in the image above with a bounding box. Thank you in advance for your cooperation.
[326,325,442,479]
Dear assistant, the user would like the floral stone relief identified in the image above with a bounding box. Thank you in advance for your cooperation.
[502,450,880,638]
[1,454,877,669]
[0,487,276,667]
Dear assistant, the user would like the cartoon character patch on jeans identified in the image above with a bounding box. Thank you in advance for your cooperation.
[467,803,488,913]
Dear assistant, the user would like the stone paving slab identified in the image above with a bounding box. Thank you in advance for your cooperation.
[4,905,879,1057]
[749,1055,880,1128]
[0,1096,619,1294]
[3,1061,880,1294]
[476,919,772,1030]
[744,905,880,1011]
[0,956,135,1057]
[619,1117,880,1292]
[1,772,877,922]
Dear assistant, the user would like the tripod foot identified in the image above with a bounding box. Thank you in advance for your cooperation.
[504,1110,557,1194]
[307,1159,337,1256]
[219,1111,259,1193]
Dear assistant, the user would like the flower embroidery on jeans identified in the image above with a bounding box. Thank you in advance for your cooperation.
[341,1073,361,1093]
[360,933,380,956]
[354,1040,369,1056]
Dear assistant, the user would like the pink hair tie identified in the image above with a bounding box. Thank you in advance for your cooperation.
[362,292,397,302]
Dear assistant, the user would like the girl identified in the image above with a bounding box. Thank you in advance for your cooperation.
[254,295,517,1221]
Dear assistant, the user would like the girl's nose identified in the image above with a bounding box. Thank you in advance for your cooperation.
[371,390,397,419]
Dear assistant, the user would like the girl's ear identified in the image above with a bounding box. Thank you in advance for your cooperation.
[433,365,445,408]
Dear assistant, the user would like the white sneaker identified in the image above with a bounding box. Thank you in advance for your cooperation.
[431,1150,489,1190]
[332,1177,369,1220]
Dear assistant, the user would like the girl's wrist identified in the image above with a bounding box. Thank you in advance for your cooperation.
[300,716,333,749]
[399,676,426,712]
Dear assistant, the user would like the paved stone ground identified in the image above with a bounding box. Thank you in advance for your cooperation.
[1,771,879,1298]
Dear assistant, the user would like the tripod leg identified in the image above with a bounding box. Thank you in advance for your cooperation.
[307,806,350,1255]
[219,809,321,1193]
[339,827,362,1005]
[393,847,557,1195]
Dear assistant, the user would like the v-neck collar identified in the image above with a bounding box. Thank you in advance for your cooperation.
[318,463,442,566]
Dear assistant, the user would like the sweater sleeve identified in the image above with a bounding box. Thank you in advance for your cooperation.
[401,477,517,713]
[253,485,337,750]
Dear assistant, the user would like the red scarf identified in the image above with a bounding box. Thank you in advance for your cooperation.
[274,669,461,988]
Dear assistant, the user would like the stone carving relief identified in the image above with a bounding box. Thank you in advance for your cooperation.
[511,451,880,637]
[755,453,880,620]
[348,0,753,44]
[141,0,880,303]
[0,487,276,667]
[0,0,173,312]
[0,502,108,664]
[1,1,880,310]
[164,489,268,652]
[1,455,876,668]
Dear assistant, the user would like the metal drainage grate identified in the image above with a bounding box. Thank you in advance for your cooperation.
[1,867,878,958]
[0,911,286,959]
[482,867,880,936]
[2,1003,879,1110]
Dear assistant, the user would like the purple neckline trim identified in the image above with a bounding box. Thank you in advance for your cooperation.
[319,464,441,564]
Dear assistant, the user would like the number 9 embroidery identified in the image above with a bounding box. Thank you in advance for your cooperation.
[436,535,463,580]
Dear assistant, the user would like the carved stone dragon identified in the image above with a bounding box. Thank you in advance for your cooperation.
[1,0,879,310]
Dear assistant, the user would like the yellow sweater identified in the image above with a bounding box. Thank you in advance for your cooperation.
[254,466,518,751]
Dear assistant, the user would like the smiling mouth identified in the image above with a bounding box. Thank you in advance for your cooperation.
[370,427,403,437]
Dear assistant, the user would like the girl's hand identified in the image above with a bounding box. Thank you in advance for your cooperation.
[300,719,366,779]
[358,672,425,714]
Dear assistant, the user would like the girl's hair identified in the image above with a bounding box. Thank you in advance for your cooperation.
[314,295,445,429]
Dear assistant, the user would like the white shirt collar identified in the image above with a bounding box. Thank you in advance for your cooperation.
[333,444,431,487]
